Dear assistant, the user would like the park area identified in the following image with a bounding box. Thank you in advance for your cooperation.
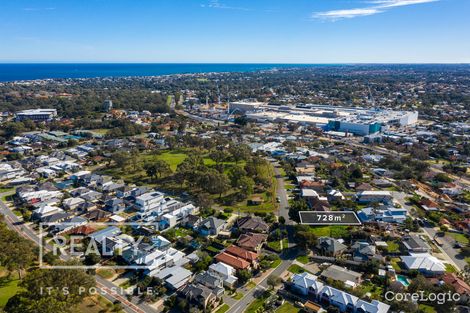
[0,269,20,309]
[99,148,277,214]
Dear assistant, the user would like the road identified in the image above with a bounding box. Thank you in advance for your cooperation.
[226,248,298,313]
[272,161,291,225]
[326,136,470,189]
[0,193,157,313]
[392,191,466,271]
[421,225,467,271]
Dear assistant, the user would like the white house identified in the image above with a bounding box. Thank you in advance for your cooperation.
[208,262,238,288]
[291,272,324,296]
[356,191,393,204]
[291,273,390,313]
[400,253,446,276]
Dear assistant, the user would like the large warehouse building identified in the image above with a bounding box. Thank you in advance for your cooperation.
[241,103,418,136]
[15,109,58,121]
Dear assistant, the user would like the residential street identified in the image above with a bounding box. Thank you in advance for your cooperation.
[0,192,156,313]
[391,191,466,271]
[226,248,298,313]
[272,161,291,225]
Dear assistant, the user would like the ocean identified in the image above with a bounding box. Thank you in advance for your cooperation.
[0,63,329,82]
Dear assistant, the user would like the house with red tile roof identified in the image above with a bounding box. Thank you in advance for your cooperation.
[442,273,470,295]
[215,252,250,270]
[236,233,268,252]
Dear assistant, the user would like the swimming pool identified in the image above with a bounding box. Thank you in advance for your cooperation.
[396,275,410,287]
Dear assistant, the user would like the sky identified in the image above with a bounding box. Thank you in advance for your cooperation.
[0,0,469,63]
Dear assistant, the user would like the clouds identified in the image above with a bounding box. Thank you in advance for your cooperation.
[200,0,251,11]
[23,7,55,11]
[313,0,438,21]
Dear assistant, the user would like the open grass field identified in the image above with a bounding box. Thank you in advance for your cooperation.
[99,148,277,213]
[0,269,20,309]
[308,225,349,238]
[276,302,300,313]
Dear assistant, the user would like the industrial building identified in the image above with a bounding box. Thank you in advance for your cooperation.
[239,102,418,136]
[15,109,58,121]
[228,101,265,114]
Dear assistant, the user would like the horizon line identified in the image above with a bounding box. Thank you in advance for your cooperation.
[0,62,469,65]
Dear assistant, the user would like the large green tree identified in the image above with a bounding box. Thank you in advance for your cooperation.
[5,262,95,313]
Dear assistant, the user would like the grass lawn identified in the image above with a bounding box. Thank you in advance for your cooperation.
[419,304,437,313]
[174,227,192,237]
[0,279,20,308]
[386,241,400,253]
[246,281,257,290]
[141,150,189,171]
[466,256,470,266]
[215,304,230,313]
[356,282,383,299]
[206,246,221,253]
[271,259,282,268]
[0,187,14,193]
[445,264,457,273]
[296,255,309,264]
[245,295,269,313]
[267,238,288,252]
[390,258,402,271]
[276,302,300,313]
[288,264,311,274]
[96,268,115,279]
[78,295,117,313]
[447,232,469,245]
[309,226,349,238]
[232,292,244,300]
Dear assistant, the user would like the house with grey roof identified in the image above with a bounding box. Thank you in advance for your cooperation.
[401,234,431,253]
[320,265,362,288]
[317,237,347,256]
[155,266,192,290]
[198,217,226,236]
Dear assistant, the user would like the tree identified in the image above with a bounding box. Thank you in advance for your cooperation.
[434,173,452,183]
[234,115,248,126]
[194,192,214,210]
[209,149,229,166]
[236,269,252,285]
[295,231,317,250]
[5,262,95,313]
[0,221,36,279]
[84,253,101,266]
[112,151,130,170]
[144,159,171,180]
[266,275,281,289]
[229,144,251,163]
[228,165,247,187]
[42,252,59,266]
[278,216,286,225]
[199,169,230,198]
[288,199,309,222]
[238,176,255,195]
